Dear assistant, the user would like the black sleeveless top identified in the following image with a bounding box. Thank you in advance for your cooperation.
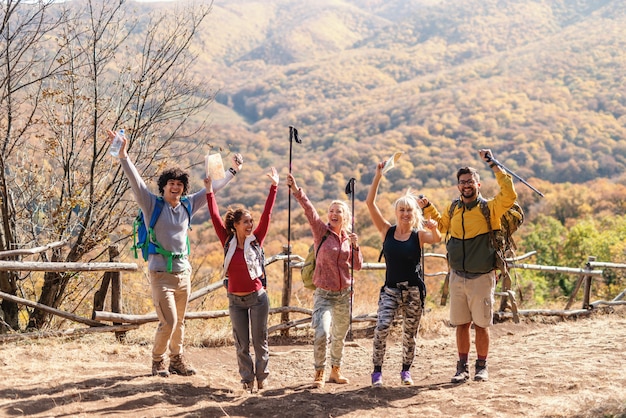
[382,226,425,298]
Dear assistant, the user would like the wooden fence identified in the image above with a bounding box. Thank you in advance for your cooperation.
[1,245,626,343]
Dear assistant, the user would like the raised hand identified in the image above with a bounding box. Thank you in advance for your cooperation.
[203,175,213,194]
[231,153,244,172]
[479,149,493,163]
[267,167,279,186]
[105,129,128,159]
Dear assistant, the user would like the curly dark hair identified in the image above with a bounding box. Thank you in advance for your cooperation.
[224,205,251,236]
[157,168,189,195]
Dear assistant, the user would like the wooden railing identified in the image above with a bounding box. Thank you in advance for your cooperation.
[1,245,626,342]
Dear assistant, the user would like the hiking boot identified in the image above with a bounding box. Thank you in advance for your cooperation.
[257,378,268,390]
[312,369,325,388]
[329,365,349,384]
[451,361,469,383]
[242,381,254,392]
[168,354,196,376]
[152,359,170,377]
[474,359,489,381]
[400,370,413,386]
[371,371,383,387]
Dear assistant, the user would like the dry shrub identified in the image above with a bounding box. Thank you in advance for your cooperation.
[419,305,452,338]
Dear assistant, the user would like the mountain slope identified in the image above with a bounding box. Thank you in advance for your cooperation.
[182,0,626,204]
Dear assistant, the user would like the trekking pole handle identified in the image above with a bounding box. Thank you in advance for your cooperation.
[485,156,545,198]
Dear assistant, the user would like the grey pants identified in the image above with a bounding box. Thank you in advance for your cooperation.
[228,288,270,384]
[372,285,423,369]
[312,288,351,370]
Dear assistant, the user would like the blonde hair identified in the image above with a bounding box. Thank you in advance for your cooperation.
[393,188,424,230]
[328,200,353,233]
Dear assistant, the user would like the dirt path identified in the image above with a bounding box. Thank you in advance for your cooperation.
[1,307,625,418]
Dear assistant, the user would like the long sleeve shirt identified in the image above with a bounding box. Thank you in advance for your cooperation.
[424,171,517,274]
[120,157,234,272]
[293,188,363,291]
[207,184,277,293]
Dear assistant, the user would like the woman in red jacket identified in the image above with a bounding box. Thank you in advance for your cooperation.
[204,167,279,392]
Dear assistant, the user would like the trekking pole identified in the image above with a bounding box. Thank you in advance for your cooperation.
[345,177,356,341]
[287,126,301,284]
[486,156,545,198]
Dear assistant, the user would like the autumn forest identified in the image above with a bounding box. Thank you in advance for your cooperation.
[2,0,626,330]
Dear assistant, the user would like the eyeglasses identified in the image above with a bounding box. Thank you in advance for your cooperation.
[458,180,476,186]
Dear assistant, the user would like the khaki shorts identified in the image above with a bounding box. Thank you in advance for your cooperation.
[449,270,495,328]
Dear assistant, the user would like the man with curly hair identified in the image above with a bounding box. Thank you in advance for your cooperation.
[106,129,242,378]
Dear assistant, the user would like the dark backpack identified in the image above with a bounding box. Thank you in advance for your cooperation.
[131,196,192,272]
[301,231,330,290]
[447,197,524,273]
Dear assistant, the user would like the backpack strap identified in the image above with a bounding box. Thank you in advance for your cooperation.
[445,198,461,243]
[131,211,145,259]
[478,198,498,249]
[377,226,395,262]
[479,198,509,274]
[146,197,165,253]
[148,196,192,273]
[250,239,267,288]
[315,230,330,259]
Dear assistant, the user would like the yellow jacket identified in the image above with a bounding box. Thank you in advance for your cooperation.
[424,171,517,273]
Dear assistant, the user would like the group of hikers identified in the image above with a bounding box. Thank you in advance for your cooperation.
[105,129,517,391]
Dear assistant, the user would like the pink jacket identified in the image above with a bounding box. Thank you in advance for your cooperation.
[293,188,362,291]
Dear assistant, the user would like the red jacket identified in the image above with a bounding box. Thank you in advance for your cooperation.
[207,184,277,293]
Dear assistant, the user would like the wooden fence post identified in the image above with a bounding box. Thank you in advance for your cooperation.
[108,246,125,342]
[565,275,584,310]
[92,246,125,341]
[440,273,449,306]
[498,269,512,312]
[280,245,292,336]
[92,275,112,320]
[582,256,595,309]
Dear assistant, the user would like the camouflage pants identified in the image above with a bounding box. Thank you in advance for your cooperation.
[372,285,423,368]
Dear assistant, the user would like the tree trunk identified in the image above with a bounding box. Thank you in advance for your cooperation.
[0,271,19,331]
[28,271,69,329]
[0,156,19,331]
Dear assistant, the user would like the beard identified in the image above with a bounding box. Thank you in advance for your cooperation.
[461,188,477,200]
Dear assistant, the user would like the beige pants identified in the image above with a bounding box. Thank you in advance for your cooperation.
[150,269,191,361]
[449,270,495,329]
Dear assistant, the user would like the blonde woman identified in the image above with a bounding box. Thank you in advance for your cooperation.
[365,161,441,387]
[287,173,363,389]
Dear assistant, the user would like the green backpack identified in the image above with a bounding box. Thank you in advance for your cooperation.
[300,231,329,290]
